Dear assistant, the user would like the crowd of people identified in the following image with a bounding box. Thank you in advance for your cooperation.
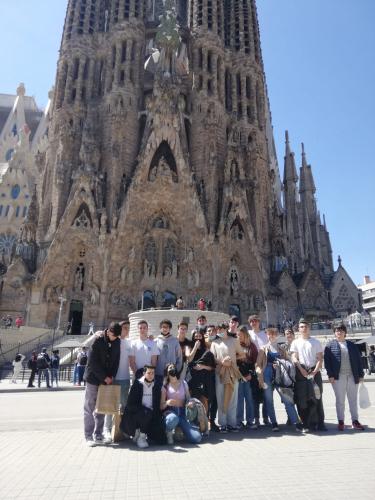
[82,315,367,448]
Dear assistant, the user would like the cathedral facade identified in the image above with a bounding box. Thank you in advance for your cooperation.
[0,0,361,332]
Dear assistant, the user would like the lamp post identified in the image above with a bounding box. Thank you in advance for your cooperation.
[52,296,66,351]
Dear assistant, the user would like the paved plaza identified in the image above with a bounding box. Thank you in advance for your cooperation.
[0,381,374,500]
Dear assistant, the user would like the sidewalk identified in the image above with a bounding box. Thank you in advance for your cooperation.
[0,380,85,393]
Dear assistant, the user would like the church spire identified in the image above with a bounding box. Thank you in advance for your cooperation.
[299,143,316,194]
[283,130,298,184]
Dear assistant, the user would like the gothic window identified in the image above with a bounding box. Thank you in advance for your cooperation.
[11,185,20,200]
[152,216,169,229]
[224,0,231,47]
[0,234,17,258]
[142,290,155,309]
[15,206,20,217]
[164,239,176,266]
[225,69,232,112]
[23,206,27,217]
[234,0,240,51]
[243,0,250,53]
[217,0,222,36]
[145,238,157,263]
[230,219,244,240]
[73,58,80,80]
[207,0,213,30]
[72,204,93,229]
[148,141,178,182]
[121,41,127,62]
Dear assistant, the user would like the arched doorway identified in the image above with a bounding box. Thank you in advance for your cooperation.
[68,300,83,334]
[162,290,177,308]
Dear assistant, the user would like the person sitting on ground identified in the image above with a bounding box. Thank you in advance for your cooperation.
[186,330,216,415]
[37,348,51,388]
[161,363,202,445]
[11,353,25,383]
[236,326,257,429]
[83,322,121,447]
[120,365,165,449]
[324,324,365,431]
[50,350,60,388]
[256,327,302,432]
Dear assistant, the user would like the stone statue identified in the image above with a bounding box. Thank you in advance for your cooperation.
[74,263,85,292]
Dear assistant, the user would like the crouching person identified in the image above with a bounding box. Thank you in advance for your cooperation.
[120,365,166,449]
[83,322,121,447]
[161,363,202,445]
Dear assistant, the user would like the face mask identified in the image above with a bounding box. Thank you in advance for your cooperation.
[168,369,177,377]
[208,335,217,341]
[217,332,225,338]
[161,331,170,336]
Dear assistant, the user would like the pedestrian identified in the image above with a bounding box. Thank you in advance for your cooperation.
[256,328,302,432]
[129,320,159,379]
[290,318,326,432]
[83,322,121,447]
[210,321,244,433]
[11,353,25,383]
[15,316,23,328]
[76,347,88,385]
[50,350,60,388]
[121,365,166,448]
[103,320,132,442]
[27,351,38,387]
[155,319,182,384]
[324,324,365,431]
[37,348,51,388]
[161,363,202,445]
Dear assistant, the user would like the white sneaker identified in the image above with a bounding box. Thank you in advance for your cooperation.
[103,432,112,444]
[133,429,140,442]
[93,436,106,445]
[136,432,149,449]
[86,439,96,447]
[166,431,174,445]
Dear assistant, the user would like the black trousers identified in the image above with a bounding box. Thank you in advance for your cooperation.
[28,369,37,387]
[295,369,325,428]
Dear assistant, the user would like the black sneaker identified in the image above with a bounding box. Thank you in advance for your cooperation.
[219,426,228,433]
[210,422,220,432]
[271,423,280,432]
[295,423,304,432]
[227,425,240,433]
[317,424,328,432]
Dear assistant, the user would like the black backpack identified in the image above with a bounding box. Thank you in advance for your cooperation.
[37,354,49,369]
[79,353,88,366]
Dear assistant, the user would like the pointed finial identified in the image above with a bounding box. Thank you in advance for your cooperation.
[17,83,26,97]
[338,255,342,266]
[285,130,289,144]
[301,142,307,167]
[285,130,291,156]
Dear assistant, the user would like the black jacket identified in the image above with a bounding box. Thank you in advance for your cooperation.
[83,334,121,385]
[121,378,166,444]
[324,339,364,383]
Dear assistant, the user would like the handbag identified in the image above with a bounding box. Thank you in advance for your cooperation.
[358,382,371,409]
[95,384,121,414]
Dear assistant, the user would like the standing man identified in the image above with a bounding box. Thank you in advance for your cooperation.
[155,319,182,384]
[248,314,268,426]
[210,322,243,432]
[27,351,38,388]
[196,315,207,334]
[83,322,121,446]
[291,318,326,432]
[37,348,51,388]
[103,320,133,441]
[129,320,159,379]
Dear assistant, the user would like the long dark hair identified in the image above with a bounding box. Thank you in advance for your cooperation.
[191,330,206,350]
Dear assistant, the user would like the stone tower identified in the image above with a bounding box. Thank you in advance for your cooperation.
[1,1,344,331]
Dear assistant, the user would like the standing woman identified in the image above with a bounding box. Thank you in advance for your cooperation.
[186,330,216,414]
[324,324,365,431]
[256,328,301,432]
[161,363,202,445]
[11,353,25,383]
[236,326,258,429]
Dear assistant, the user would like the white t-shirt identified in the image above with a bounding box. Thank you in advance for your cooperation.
[249,330,268,350]
[115,338,132,380]
[140,377,154,410]
[131,338,160,370]
[290,337,323,369]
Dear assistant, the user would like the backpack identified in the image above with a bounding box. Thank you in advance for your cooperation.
[273,358,296,388]
[37,354,48,369]
[79,353,88,366]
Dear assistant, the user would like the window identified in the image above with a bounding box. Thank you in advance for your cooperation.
[16,206,20,217]
[22,206,27,217]
[5,206,10,216]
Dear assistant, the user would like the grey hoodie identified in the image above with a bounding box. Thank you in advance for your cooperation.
[155,334,182,376]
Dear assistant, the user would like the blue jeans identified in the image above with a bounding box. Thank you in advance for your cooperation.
[236,379,255,426]
[50,368,59,386]
[263,365,298,425]
[165,408,202,444]
[72,364,78,384]
[38,369,50,387]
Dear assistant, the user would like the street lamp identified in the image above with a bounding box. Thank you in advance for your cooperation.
[52,295,66,351]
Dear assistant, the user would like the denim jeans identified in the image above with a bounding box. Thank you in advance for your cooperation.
[215,375,238,427]
[104,379,130,434]
[263,365,298,425]
[83,382,105,440]
[72,364,78,384]
[236,379,255,426]
[38,369,50,387]
[50,368,59,386]
[77,365,86,384]
[165,408,202,444]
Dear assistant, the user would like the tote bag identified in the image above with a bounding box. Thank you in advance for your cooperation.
[95,384,121,414]
[359,382,371,409]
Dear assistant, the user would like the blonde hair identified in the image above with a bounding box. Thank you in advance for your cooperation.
[238,325,251,346]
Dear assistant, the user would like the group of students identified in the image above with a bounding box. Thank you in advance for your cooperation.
[83,315,366,448]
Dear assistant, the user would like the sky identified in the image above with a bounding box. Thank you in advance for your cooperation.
[0,0,374,286]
